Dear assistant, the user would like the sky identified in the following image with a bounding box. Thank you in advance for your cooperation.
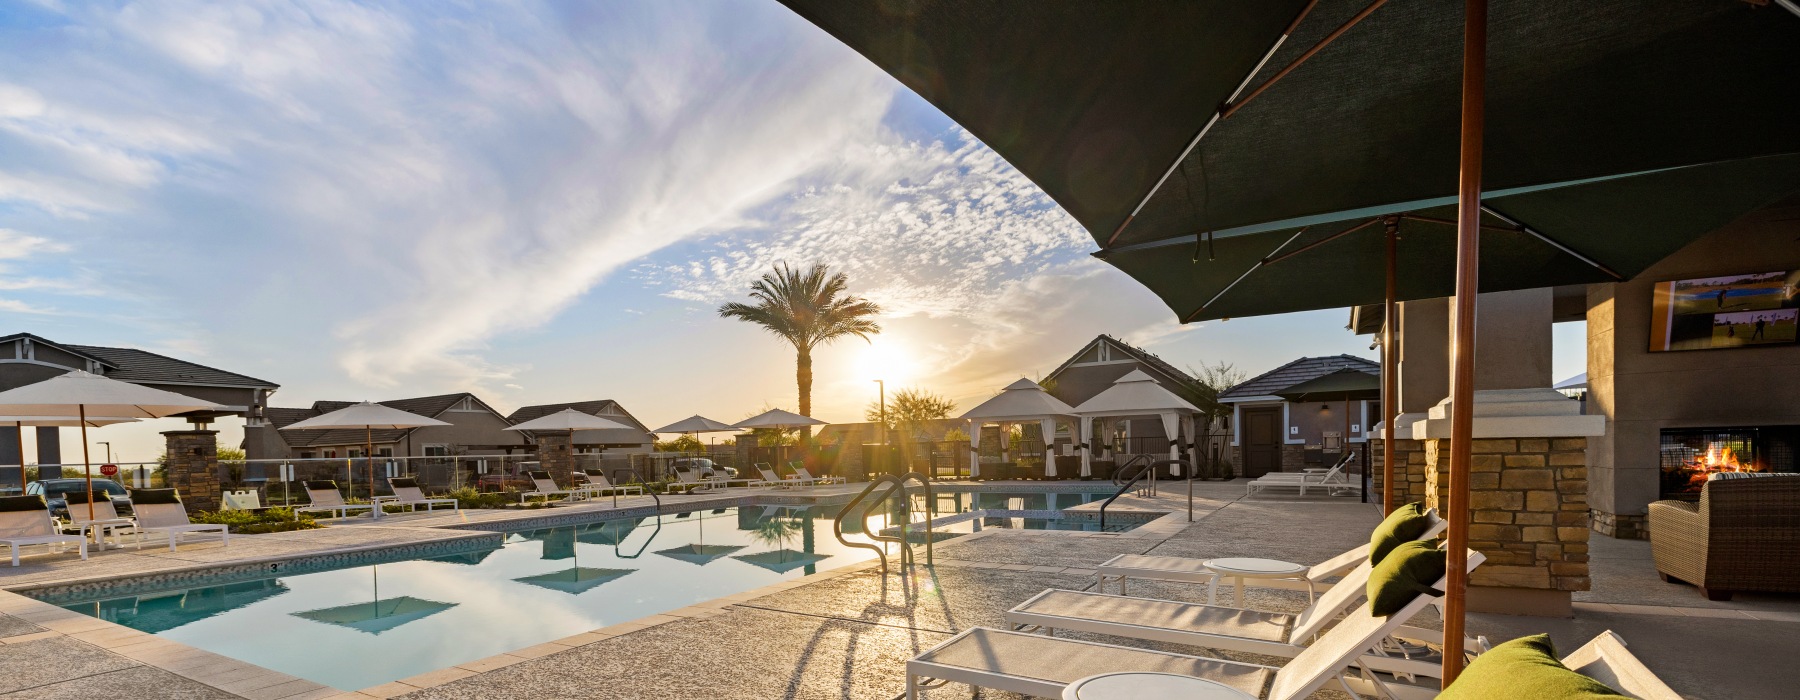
[0,1,1585,464]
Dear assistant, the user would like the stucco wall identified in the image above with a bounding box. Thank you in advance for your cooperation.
[400,409,529,455]
[1587,203,1800,533]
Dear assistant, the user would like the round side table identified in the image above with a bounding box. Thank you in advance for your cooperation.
[1204,557,1312,607]
[1064,672,1256,700]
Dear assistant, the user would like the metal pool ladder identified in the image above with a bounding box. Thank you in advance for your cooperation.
[834,472,933,574]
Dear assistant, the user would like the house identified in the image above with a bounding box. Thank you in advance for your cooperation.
[1040,335,1224,461]
[504,400,655,455]
[1218,355,1381,478]
[0,333,279,476]
[248,393,527,460]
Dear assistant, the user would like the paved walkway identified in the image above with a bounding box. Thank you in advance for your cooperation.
[2,480,1795,699]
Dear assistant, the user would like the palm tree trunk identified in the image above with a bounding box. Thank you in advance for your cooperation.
[795,345,813,447]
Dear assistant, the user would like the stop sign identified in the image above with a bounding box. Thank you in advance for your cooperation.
[100,464,118,477]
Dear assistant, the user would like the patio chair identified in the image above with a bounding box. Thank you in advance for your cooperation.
[221,490,263,511]
[125,489,229,552]
[1004,550,1486,684]
[1649,472,1800,600]
[296,481,377,519]
[669,467,714,493]
[577,469,644,497]
[793,467,843,485]
[520,471,584,504]
[1245,452,1358,497]
[0,494,87,566]
[907,550,1484,700]
[65,491,134,549]
[757,464,802,490]
[1093,507,1446,594]
[375,477,458,513]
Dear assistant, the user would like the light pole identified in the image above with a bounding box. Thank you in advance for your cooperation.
[98,442,112,463]
[873,380,887,446]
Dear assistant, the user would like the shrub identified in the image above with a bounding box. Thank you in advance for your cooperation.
[187,508,322,534]
[444,487,513,509]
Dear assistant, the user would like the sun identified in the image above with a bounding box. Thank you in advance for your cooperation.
[854,337,920,387]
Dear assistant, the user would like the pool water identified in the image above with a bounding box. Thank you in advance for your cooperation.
[58,501,1125,690]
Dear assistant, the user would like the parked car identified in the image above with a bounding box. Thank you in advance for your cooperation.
[26,478,133,519]
[671,458,736,478]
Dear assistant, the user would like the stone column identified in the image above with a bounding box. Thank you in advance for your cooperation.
[1414,389,1603,616]
[1369,437,1428,506]
[536,432,573,485]
[162,430,221,511]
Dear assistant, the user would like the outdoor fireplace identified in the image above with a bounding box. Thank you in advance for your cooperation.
[1659,426,1800,500]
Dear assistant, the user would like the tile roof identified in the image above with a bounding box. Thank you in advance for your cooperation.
[507,400,654,446]
[0,332,278,389]
[1220,354,1381,400]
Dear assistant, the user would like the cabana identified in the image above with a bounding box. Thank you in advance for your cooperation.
[1072,369,1201,478]
[957,379,1077,479]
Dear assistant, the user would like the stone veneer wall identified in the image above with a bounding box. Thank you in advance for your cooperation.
[1423,436,1591,603]
[162,430,221,512]
[535,432,573,486]
[1370,438,1428,507]
[1590,510,1647,540]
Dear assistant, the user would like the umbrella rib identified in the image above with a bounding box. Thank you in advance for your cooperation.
[1106,0,1322,248]
[1479,205,1624,280]
[1399,213,1519,233]
[1219,0,1390,122]
[1777,0,1800,18]
[1183,226,1313,323]
[1259,216,1381,266]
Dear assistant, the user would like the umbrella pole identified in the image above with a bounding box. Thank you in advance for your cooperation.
[1383,218,1400,515]
[366,426,374,516]
[1442,0,1487,687]
[13,421,23,495]
[80,405,95,522]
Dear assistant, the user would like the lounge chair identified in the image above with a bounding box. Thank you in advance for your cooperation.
[125,489,229,552]
[577,469,644,497]
[0,495,87,566]
[793,467,843,485]
[1005,552,1480,683]
[757,464,808,489]
[519,471,584,504]
[1094,508,1446,594]
[66,492,134,549]
[1246,452,1358,497]
[375,477,458,513]
[906,551,1485,700]
[296,481,377,519]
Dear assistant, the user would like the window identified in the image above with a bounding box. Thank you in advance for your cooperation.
[423,444,450,457]
[1097,343,1113,362]
[377,447,394,458]
[324,450,337,459]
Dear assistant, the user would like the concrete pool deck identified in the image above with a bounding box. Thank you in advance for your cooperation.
[2,480,1796,698]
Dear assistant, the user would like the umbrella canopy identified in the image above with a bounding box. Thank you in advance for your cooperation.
[291,596,458,634]
[775,0,1799,252]
[732,550,832,574]
[1273,369,1383,402]
[0,370,222,417]
[280,402,450,432]
[652,543,746,566]
[1072,370,1200,417]
[959,379,1076,421]
[651,415,742,434]
[512,567,636,594]
[734,409,827,430]
[1553,373,1588,391]
[0,415,141,428]
[504,408,633,433]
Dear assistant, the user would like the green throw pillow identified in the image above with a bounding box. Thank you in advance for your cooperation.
[1370,501,1431,565]
[1440,634,1628,699]
[1367,539,1446,617]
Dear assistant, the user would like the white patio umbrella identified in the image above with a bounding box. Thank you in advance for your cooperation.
[958,379,1077,479]
[651,415,742,454]
[2,415,141,493]
[0,370,222,520]
[733,409,827,430]
[280,402,448,503]
[505,409,633,472]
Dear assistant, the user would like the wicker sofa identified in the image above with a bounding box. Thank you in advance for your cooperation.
[1648,472,1800,601]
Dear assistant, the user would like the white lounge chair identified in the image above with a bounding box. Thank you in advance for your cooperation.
[1558,630,1683,700]
[125,489,229,552]
[519,471,583,504]
[375,477,458,513]
[757,465,805,489]
[907,551,1485,700]
[1246,452,1358,497]
[1005,552,1483,684]
[670,467,716,493]
[0,495,87,566]
[66,494,134,549]
[296,481,377,519]
[793,467,843,485]
[577,469,644,497]
[1094,508,1446,594]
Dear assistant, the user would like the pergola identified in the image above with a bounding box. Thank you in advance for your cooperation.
[1073,370,1201,478]
[957,379,1077,478]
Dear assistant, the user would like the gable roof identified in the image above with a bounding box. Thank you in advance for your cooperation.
[507,400,654,446]
[272,393,513,448]
[1,333,277,390]
[1044,334,1200,390]
[1220,355,1381,401]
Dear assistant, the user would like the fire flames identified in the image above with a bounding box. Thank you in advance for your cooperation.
[1679,444,1760,492]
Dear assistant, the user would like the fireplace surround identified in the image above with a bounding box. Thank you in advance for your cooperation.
[1659,425,1799,501]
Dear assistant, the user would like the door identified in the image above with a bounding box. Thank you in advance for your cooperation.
[1241,406,1283,478]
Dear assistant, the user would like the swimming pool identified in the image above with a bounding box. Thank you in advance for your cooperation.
[58,500,1134,690]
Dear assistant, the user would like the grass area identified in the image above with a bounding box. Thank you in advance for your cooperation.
[188,507,321,534]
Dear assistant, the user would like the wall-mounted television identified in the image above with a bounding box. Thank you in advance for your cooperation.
[1649,270,1798,352]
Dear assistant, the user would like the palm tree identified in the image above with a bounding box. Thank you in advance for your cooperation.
[719,263,882,442]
